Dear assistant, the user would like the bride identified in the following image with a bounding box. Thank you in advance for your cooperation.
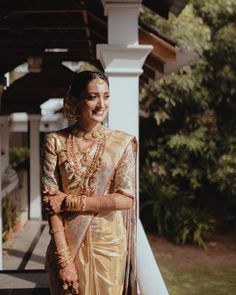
[41,70,137,295]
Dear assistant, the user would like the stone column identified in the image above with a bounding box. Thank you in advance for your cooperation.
[28,114,42,219]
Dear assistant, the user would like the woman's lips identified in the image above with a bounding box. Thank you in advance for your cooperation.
[92,110,105,115]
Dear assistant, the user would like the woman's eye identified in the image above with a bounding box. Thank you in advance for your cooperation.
[86,95,97,101]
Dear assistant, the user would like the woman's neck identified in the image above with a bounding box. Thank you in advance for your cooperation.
[75,120,100,133]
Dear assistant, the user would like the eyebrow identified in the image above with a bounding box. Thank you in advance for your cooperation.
[87,91,109,94]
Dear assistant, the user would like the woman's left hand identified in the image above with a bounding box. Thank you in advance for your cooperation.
[43,190,67,214]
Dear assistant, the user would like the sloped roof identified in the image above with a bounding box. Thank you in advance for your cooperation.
[143,0,189,18]
[1,62,74,114]
[0,0,192,114]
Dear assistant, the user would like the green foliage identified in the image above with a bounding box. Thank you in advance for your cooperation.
[173,207,214,249]
[140,0,236,245]
[192,0,236,31]
[140,4,211,53]
[140,163,214,249]
[9,147,29,167]
[2,194,17,242]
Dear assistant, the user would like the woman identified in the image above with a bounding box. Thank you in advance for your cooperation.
[41,71,137,295]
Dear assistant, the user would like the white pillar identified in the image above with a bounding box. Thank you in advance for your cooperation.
[28,114,42,219]
[0,116,10,175]
[97,45,152,138]
[105,2,140,45]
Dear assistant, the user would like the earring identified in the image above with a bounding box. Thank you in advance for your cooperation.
[63,96,80,121]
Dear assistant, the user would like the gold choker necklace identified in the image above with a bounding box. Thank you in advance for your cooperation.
[73,124,105,141]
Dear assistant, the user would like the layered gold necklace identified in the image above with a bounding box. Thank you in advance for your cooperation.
[66,124,107,194]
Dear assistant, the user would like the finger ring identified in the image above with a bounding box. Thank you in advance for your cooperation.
[43,196,49,203]
[73,281,79,289]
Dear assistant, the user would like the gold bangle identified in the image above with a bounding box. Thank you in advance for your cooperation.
[54,248,72,269]
[64,194,87,212]
[54,247,70,255]
[80,195,87,212]
[58,257,72,269]
[49,226,64,235]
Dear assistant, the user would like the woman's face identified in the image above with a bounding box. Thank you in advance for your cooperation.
[78,78,110,125]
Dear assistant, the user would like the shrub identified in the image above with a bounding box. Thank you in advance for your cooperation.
[9,147,29,167]
[140,163,214,249]
[2,194,17,242]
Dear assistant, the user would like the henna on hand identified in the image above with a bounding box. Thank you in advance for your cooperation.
[59,262,79,294]
[43,190,67,215]
[85,193,133,212]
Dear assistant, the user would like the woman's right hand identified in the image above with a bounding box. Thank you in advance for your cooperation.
[59,261,79,294]
[43,190,67,215]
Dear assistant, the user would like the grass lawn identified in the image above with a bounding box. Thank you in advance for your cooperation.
[148,233,236,295]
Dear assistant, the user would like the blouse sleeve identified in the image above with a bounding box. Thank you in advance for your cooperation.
[113,138,137,199]
[41,133,60,194]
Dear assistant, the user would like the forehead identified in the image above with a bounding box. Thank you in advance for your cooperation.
[86,78,109,92]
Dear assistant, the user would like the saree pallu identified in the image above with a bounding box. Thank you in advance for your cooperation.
[41,127,137,295]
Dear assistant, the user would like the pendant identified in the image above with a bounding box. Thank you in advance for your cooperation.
[80,154,90,167]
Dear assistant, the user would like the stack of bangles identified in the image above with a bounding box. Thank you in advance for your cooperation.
[49,226,72,268]
[54,247,72,269]
[65,194,93,214]
[43,193,94,215]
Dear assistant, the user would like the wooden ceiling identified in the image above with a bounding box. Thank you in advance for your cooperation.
[0,0,191,114]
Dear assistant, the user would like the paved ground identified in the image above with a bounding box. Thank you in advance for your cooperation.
[1,220,143,294]
[1,220,50,293]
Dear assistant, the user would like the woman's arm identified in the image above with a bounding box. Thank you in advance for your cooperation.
[64,192,133,213]
[41,134,78,293]
[41,134,68,252]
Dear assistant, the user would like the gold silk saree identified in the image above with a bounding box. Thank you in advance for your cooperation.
[41,125,137,295]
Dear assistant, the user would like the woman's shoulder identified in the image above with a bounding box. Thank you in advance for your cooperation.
[106,128,137,147]
[44,126,72,148]
[108,128,136,140]
[45,126,72,139]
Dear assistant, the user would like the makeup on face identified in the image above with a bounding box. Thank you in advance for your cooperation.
[78,78,110,125]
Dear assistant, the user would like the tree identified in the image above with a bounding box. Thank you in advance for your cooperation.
[139,0,236,246]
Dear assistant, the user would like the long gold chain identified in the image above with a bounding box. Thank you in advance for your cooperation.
[66,125,106,194]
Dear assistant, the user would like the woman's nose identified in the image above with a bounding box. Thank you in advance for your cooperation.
[97,96,105,108]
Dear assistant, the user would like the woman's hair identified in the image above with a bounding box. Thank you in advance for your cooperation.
[63,71,109,121]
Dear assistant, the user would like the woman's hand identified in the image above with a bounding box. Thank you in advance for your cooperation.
[43,190,67,215]
[59,261,79,294]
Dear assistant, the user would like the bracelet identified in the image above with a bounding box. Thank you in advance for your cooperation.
[81,195,87,212]
[49,226,64,235]
[65,195,87,212]
[54,248,72,269]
